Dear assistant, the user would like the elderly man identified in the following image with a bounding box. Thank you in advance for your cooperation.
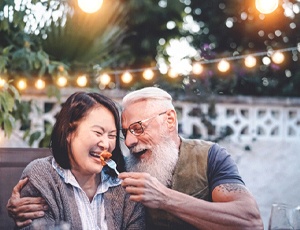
[7,87,263,230]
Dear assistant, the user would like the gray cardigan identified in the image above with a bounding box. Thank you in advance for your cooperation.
[19,156,145,230]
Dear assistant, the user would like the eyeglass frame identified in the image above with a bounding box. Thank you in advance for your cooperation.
[121,111,168,138]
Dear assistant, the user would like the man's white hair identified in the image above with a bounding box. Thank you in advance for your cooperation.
[122,87,174,111]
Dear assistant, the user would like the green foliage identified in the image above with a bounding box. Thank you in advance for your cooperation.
[180,1,300,97]
[0,82,21,137]
[1,0,300,145]
[0,0,132,89]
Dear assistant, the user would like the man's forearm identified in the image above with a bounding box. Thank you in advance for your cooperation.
[160,188,263,230]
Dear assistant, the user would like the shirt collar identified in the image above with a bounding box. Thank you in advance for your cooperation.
[52,158,121,194]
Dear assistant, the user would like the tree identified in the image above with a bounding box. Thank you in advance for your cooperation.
[178,0,300,97]
[1,0,300,144]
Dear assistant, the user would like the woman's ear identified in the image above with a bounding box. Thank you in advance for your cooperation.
[67,133,71,144]
[166,109,177,131]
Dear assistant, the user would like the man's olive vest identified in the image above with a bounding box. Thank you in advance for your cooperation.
[146,138,214,230]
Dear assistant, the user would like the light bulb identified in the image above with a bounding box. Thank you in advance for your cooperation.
[99,74,111,85]
[78,0,103,14]
[168,68,179,78]
[192,62,204,75]
[256,0,278,14]
[35,79,45,89]
[143,69,154,80]
[57,76,68,87]
[121,72,133,84]
[17,79,27,90]
[245,55,257,68]
[217,59,230,73]
[77,75,88,87]
[272,51,284,64]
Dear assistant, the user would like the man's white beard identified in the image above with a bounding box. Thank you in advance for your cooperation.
[125,136,179,187]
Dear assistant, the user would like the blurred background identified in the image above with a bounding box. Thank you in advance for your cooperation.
[1,0,300,229]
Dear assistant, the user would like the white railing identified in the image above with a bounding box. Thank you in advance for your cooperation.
[1,89,300,147]
[176,98,300,142]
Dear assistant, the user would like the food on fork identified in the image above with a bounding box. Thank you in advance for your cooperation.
[99,150,112,166]
[90,150,112,165]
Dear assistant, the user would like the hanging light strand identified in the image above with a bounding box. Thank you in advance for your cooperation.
[101,46,299,75]
[1,46,298,90]
[105,66,158,75]
[196,46,299,64]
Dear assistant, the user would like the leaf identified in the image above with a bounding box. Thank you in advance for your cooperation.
[29,131,41,146]
[3,114,15,137]
[22,129,31,140]
[1,91,14,112]
[38,65,46,77]
[2,45,13,55]
[46,85,61,101]
[8,87,20,104]
[0,55,9,69]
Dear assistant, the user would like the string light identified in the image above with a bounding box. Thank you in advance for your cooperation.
[217,59,230,72]
[56,76,68,87]
[98,73,111,86]
[142,68,155,80]
[17,79,27,90]
[244,55,257,68]
[271,51,285,64]
[192,62,204,75]
[76,75,88,87]
[168,68,179,78]
[35,79,46,89]
[195,47,298,64]
[4,46,298,90]
[121,71,133,83]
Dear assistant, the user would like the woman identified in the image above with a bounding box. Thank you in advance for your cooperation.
[19,92,145,230]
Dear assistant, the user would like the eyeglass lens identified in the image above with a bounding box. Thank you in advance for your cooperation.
[121,111,167,138]
[122,122,143,138]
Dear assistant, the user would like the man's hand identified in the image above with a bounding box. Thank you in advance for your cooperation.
[119,172,169,209]
[6,177,48,228]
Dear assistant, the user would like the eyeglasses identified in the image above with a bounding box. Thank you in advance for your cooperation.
[122,111,167,138]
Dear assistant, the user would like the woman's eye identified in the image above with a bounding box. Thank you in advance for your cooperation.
[95,131,103,136]
[109,134,117,139]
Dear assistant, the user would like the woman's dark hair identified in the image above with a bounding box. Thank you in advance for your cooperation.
[50,92,125,173]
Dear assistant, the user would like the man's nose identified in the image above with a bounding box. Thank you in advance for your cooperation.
[124,131,138,148]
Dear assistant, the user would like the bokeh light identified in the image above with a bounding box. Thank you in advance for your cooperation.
[121,71,133,83]
[76,75,88,87]
[192,62,204,75]
[168,68,179,78]
[0,77,6,87]
[56,76,68,87]
[98,73,111,86]
[143,69,154,80]
[17,79,27,90]
[255,0,279,14]
[35,79,45,89]
[78,0,103,14]
[272,51,285,64]
[245,55,257,68]
[217,59,230,72]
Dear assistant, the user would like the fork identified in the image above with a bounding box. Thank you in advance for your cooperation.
[105,159,119,175]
